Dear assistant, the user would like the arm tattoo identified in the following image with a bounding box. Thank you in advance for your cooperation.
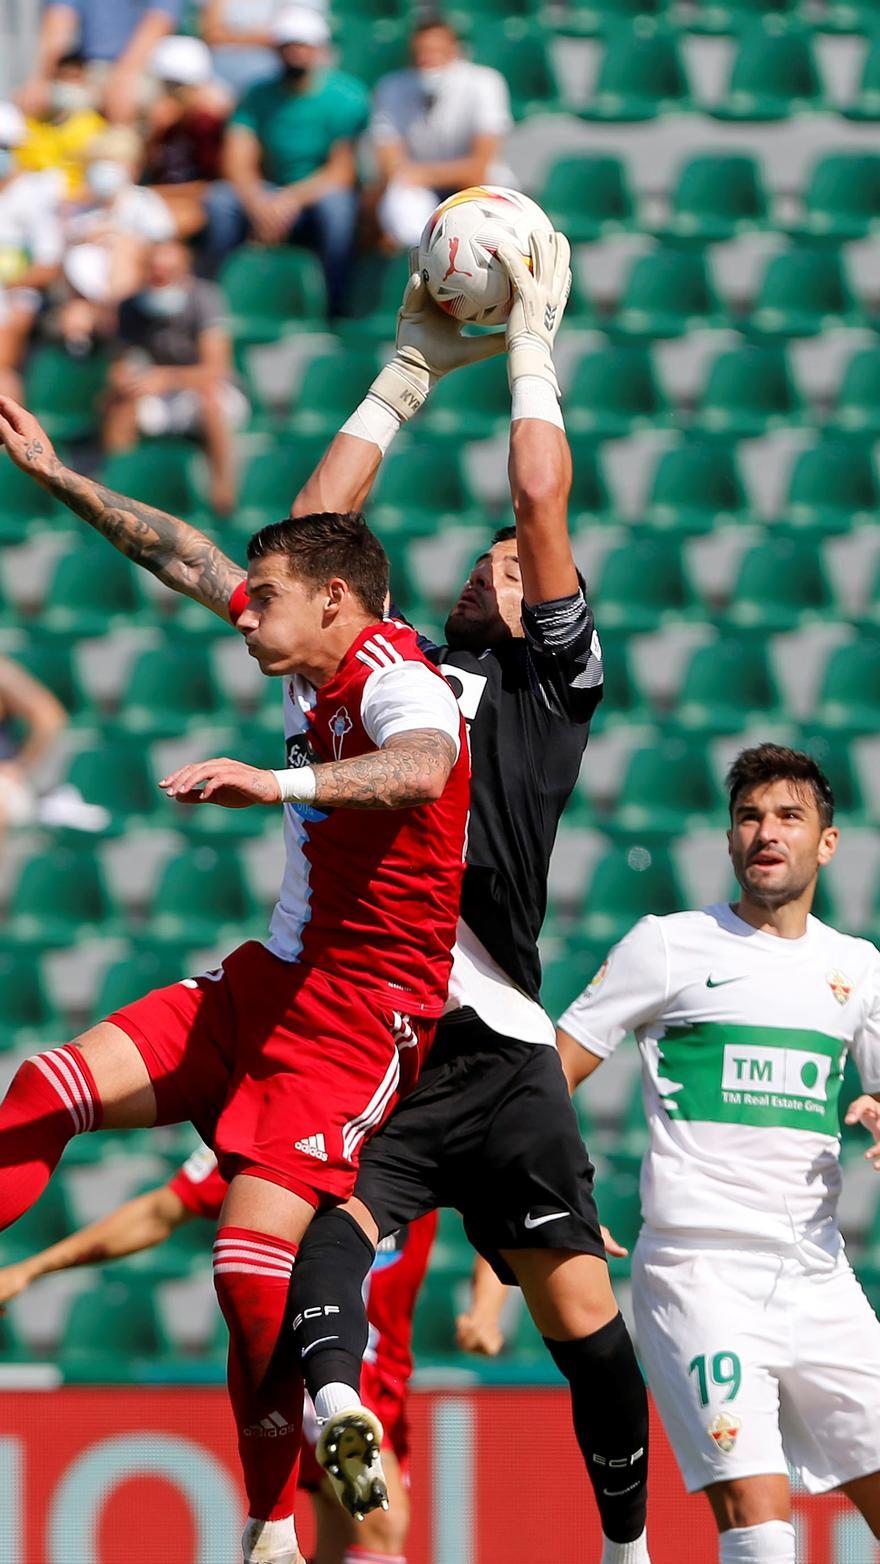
[312,729,457,810]
[40,456,245,619]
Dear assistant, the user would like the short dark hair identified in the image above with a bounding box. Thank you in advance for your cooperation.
[490,525,587,596]
[247,512,389,621]
[726,743,835,829]
[411,10,458,37]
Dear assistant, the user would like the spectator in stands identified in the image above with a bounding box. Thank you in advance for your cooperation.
[17,0,182,125]
[199,0,286,98]
[200,6,369,316]
[18,52,106,198]
[104,238,247,515]
[0,103,64,396]
[370,14,515,250]
[61,124,177,336]
[143,36,232,240]
[0,656,67,837]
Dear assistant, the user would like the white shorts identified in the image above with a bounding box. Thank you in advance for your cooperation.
[136,382,249,438]
[632,1228,880,1495]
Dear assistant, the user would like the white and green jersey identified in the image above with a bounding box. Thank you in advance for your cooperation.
[559,904,880,1252]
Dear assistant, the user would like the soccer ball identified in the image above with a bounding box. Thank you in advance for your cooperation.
[418,185,554,327]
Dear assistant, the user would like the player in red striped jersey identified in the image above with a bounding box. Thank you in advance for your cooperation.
[0,1141,436,1564]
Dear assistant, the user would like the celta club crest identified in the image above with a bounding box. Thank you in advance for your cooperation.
[707,1411,741,1454]
[330,706,353,760]
[826,968,853,1006]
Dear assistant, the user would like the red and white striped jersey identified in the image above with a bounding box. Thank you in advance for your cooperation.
[253,617,469,1019]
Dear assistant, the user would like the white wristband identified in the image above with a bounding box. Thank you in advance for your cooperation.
[272,766,317,804]
[511,375,565,430]
[340,393,404,454]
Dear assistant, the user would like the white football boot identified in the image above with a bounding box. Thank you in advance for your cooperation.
[315,1404,388,1521]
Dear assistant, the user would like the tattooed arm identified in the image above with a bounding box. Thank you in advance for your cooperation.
[0,396,245,621]
[160,729,459,811]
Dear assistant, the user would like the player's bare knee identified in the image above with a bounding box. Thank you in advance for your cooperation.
[68,1022,156,1127]
[705,1477,791,1532]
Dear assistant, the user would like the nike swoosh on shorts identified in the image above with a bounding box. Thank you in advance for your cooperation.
[524,1211,569,1230]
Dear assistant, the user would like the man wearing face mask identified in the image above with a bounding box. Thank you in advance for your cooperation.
[371,13,515,251]
[104,237,248,514]
[143,35,232,239]
[0,103,65,397]
[200,6,369,315]
[18,52,106,198]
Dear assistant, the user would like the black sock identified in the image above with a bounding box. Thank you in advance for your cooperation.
[288,1208,376,1401]
[544,1313,648,1544]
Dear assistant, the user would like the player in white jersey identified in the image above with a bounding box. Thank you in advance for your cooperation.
[558,743,880,1564]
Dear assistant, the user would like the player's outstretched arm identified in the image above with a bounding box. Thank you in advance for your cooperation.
[0,1185,191,1307]
[292,262,503,520]
[497,232,579,605]
[0,397,245,620]
[161,727,458,811]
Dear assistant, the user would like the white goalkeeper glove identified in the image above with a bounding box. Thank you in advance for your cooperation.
[496,229,572,396]
[366,251,506,423]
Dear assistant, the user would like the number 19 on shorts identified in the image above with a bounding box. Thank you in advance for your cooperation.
[688,1351,742,1406]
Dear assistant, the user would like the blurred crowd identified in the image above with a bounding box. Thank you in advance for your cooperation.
[0,1,515,516]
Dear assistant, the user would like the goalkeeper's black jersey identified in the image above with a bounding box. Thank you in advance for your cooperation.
[422,590,603,1004]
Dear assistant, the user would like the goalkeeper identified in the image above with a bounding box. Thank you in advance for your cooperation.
[286,233,651,1564]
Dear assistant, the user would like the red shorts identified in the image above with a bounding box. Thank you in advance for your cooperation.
[109,941,433,1207]
[299,1361,411,1492]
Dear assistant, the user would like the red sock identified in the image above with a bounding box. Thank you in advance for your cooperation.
[213,1226,303,1523]
[0,1048,101,1230]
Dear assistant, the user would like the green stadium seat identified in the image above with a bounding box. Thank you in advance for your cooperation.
[330,0,403,19]
[93,948,191,1017]
[0,951,61,1049]
[596,538,697,632]
[567,347,672,440]
[119,642,231,738]
[449,0,542,23]
[8,640,93,724]
[712,24,825,121]
[581,27,691,122]
[341,253,413,345]
[59,1278,173,1377]
[370,445,480,534]
[797,730,865,821]
[675,639,784,736]
[827,349,880,441]
[593,1162,642,1257]
[411,1270,469,1360]
[589,636,651,727]
[146,845,261,946]
[290,352,379,441]
[9,845,121,946]
[579,843,686,945]
[0,1177,75,1265]
[658,155,769,244]
[0,455,70,541]
[568,440,614,527]
[471,33,563,118]
[64,743,161,832]
[642,443,754,535]
[24,347,110,442]
[673,0,794,33]
[541,945,605,1024]
[40,544,150,637]
[540,156,635,243]
[432,1208,474,1275]
[419,355,510,443]
[220,245,326,342]
[613,739,724,836]
[725,537,834,632]
[748,248,861,339]
[777,442,880,534]
[0,1308,24,1360]
[100,442,205,523]
[692,345,804,439]
[335,22,407,89]
[612,248,725,339]
[557,0,664,34]
[119,1179,211,1281]
[788,154,880,242]
[843,35,880,121]
[815,639,880,734]
[234,439,328,534]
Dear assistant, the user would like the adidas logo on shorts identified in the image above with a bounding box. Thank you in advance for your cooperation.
[295,1133,328,1162]
[245,1410,296,1438]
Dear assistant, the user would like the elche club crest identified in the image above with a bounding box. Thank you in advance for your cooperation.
[826,968,853,1007]
[707,1411,741,1454]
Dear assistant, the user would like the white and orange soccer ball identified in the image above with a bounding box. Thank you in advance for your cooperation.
[418,185,555,327]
